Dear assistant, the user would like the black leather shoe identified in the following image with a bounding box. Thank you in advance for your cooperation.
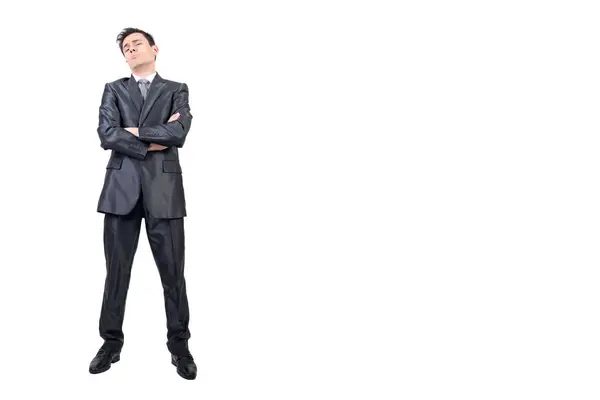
[171,354,197,380]
[89,347,121,374]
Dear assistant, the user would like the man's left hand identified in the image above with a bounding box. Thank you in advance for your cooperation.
[125,127,139,137]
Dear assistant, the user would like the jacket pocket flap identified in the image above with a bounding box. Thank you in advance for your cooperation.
[106,157,123,169]
[162,160,182,173]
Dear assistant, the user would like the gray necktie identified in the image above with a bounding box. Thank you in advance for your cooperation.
[138,79,150,100]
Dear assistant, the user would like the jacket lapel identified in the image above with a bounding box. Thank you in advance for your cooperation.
[127,76,143,115]
[139,73,167,125]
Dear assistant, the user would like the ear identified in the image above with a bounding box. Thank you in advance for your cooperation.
[152,45,159,55]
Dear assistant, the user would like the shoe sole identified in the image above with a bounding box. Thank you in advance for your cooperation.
[89,354,120,374]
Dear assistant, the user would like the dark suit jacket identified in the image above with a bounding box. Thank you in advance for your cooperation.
[96,73,193,218]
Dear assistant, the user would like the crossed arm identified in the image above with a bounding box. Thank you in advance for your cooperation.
[97,83,192,159]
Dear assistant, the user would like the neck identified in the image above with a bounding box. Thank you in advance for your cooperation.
[132,63,156,77]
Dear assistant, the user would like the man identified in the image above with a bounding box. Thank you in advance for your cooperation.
[90,27,196,380]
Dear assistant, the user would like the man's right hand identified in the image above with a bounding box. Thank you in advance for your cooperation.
[168,113,180,122]
[148,143,168,151]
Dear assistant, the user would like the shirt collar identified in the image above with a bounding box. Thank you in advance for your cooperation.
[132,71,157,83]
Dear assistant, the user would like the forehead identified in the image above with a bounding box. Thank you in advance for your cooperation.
[123,33,147,46]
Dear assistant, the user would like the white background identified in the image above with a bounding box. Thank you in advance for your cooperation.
[0,0,598,398]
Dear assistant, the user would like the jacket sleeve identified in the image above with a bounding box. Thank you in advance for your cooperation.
[97,83,149,160]
[137,83,193,148]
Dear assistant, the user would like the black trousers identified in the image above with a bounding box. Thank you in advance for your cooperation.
[98,191,191,356]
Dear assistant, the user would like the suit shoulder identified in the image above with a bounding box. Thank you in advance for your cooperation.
[105,77,130,87]
[163,78,188,89]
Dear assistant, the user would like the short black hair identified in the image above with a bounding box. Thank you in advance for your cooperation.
[116,27,156,55]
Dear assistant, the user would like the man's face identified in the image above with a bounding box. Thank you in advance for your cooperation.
[122,33,158,69]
